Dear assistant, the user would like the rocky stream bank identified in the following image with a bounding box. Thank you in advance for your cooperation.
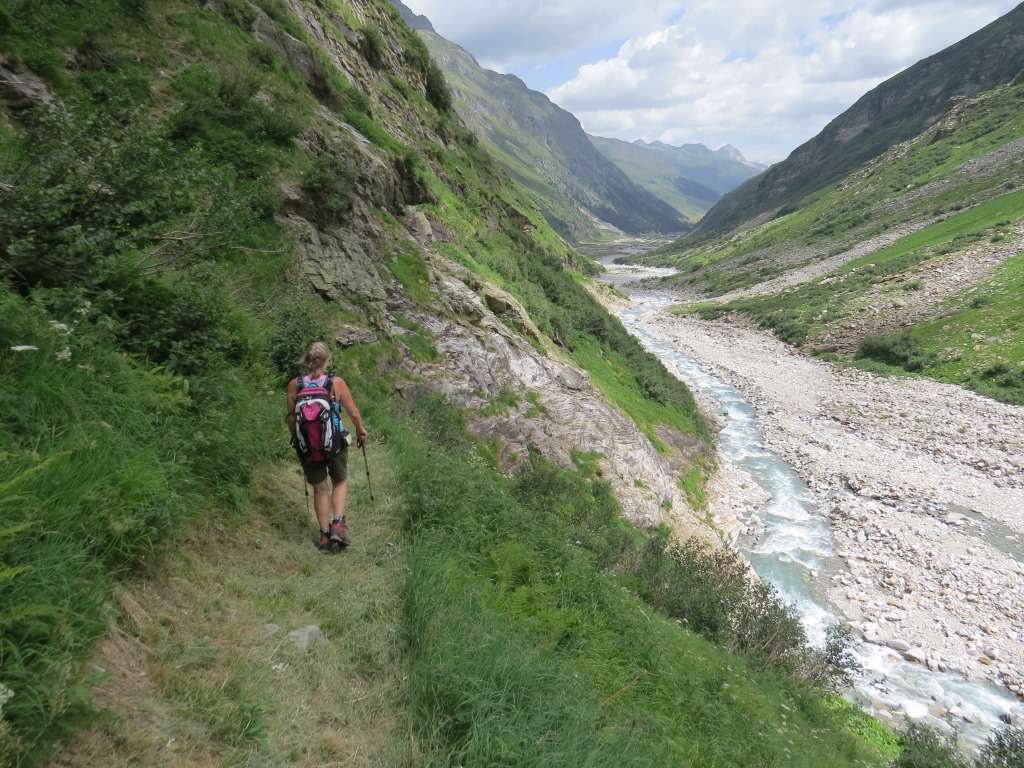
[631,307,1024,724]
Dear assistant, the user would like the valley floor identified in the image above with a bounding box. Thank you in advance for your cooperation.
[629,303,1024,714]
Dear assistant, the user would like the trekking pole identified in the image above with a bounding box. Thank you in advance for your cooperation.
[300,471,311,518]
[360,442,377,514]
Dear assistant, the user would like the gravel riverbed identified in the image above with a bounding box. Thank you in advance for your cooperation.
[632,307,1024,713]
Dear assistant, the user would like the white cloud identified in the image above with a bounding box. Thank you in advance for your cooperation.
[402,0,1020,164]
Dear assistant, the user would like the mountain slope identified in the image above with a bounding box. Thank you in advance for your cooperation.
[693,2,1024,238]
[419,32,689,242]
[626,80,1024,405]
[1,1,899,766]
[588,134,765,222]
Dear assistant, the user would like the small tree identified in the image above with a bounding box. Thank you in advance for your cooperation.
[892,722,969,768]
[358,25,386,69]
[425,60,451,112]
[977,725,1024,768]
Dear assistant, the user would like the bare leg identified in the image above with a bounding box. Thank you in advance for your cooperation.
[331,478,348,520]
[312,480,330,530]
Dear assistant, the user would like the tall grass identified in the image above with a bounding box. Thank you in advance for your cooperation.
[389,395,887,766]
[0,294,279,764]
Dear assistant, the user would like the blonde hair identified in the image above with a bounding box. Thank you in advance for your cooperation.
[302,341,331,373]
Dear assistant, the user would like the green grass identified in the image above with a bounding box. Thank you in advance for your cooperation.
[915,254,1024,403]
[391,395,890,766]
[687,192,1024,401]
[48,448,416,767]
[841,189,1024,274]
[572,336,707,445]
[0,0,888,764]
[480,387,520,417]
[0,293,281,764]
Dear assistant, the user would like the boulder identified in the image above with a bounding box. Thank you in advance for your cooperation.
[287,625,325,651]
[0,62,56,112]
[335,324,378,348]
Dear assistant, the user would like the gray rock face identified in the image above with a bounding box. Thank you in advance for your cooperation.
[0,63,56,112]
[286,214,389,320]
[406,257,713,535]
[335,324,378,348]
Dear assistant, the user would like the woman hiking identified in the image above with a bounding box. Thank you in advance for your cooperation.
[287,341,368,553]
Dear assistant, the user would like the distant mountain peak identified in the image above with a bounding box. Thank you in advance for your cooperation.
[387,0,434,32]
[714,144,764,169]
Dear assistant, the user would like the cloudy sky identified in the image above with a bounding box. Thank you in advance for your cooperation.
[400,1,1020,164]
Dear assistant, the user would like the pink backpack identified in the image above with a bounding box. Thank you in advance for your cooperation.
[291,375,346,462]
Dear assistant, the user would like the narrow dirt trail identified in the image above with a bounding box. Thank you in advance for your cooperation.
[50,454,417,768]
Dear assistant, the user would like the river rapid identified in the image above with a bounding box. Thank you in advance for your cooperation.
[586,239,1024,750]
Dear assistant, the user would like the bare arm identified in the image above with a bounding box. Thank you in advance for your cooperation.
[285,378,298,439]
[334,377,368,446]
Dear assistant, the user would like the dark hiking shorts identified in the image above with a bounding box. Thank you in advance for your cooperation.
[301,448,349,485]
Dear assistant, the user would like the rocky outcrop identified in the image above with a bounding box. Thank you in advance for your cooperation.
[286,214,389,324]
[389,254,712,536]
[0,61,56,113]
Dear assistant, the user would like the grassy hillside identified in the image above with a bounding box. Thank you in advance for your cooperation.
[627,82,1024,405]
[0,0,937,766]
[420,32,689,242]
[588,135,764,222]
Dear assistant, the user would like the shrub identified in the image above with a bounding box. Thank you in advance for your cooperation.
[301,152,358,219]
[891,722,969,768]
[402,27,430,72]
[358,24,386,69]
[0,107,208,298]
[265,300,333,381]
[857,331,932,372]
[425,60,451,112]
[762,311,809,346]
[977,725,1024,768]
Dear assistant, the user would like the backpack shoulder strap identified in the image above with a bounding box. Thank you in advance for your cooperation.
[324,373,335,398]
[295,376,306,395]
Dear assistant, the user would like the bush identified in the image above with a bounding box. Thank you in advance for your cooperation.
[762,311,809,346]
[425,60,451,112]
[0,107,208,298]
[301,152,358,220]
[857,331,932,372]
[977,725,1024,768]
[891,722,969,768]
[358,24,386,69]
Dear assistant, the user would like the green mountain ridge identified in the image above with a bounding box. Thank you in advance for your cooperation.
[588,133,765,222]
[628,77,1024,405]
[419,31,691,242]
[691,2,1024,239]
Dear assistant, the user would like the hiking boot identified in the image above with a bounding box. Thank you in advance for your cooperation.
[329,516,350,547]
[316,531,333,553]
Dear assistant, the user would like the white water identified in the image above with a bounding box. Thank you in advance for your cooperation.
[597,259,1020,749]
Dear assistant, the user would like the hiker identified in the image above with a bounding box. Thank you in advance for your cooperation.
[287,341,368,553]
